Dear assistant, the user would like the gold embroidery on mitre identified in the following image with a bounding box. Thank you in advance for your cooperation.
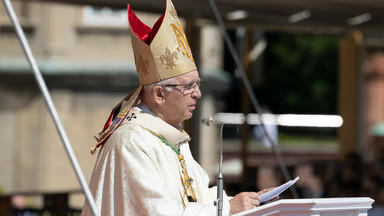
[135,54,150,76]
[169,6,178,19]
[171,21,194,62]
[160,47,178,70]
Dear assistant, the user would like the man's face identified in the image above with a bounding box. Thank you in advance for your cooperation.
[162,70,202,126]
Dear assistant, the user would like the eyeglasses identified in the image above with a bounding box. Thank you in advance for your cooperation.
[162,80,201,94]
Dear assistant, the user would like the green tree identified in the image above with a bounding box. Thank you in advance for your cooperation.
[256,32,338,115]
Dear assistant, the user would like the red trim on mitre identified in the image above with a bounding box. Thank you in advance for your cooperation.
[149,13,165,44]
[128,3,166,45]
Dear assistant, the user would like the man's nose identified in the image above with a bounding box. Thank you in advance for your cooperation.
[192,84,202,99]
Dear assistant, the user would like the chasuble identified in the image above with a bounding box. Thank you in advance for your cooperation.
[81,107,230,216]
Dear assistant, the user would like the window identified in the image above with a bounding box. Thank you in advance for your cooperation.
[82,6,127,27]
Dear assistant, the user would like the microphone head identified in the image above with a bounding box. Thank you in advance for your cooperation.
[201,116,220,126]
[201,117,209,126]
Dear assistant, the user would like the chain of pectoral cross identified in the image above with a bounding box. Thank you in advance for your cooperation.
[157,136,199,202]
[178,154,198,202]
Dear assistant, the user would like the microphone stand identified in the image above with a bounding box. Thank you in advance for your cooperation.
[207,0,299,199]
[217,123,224,216]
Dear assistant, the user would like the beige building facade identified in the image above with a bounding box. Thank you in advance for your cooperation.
[0,2,136,205]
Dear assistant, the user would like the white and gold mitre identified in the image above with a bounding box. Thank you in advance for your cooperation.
[128,0,197,85]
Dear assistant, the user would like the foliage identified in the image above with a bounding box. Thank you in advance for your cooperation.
[0,186,5,195]
[255,32,338,114]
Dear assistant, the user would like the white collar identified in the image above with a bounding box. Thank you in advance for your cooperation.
[123,106,191,148]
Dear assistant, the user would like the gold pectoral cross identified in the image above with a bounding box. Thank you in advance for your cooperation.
[178,155,198,202]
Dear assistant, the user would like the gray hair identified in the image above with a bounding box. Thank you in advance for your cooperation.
[141,76,178,102]
[143,76,178,93]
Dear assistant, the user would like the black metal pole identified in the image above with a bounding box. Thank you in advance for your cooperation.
[207,0,299,199]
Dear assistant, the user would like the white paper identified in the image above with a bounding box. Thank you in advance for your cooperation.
[259,176,300,203]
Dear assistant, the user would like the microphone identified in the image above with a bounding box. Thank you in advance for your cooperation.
[201,116,223,126]
[201,115,224,216]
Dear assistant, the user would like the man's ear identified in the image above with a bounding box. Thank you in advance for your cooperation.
[152,86,165,105]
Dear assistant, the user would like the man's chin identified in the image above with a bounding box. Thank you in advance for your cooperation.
[185,112,193,120]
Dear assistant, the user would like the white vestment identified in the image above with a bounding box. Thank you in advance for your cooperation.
[82,106,230,216]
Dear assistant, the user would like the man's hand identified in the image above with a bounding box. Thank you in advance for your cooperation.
[229,188,278,215]
[229,192,260,215]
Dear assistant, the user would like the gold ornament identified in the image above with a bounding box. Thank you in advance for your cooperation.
[160,47,178,70]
